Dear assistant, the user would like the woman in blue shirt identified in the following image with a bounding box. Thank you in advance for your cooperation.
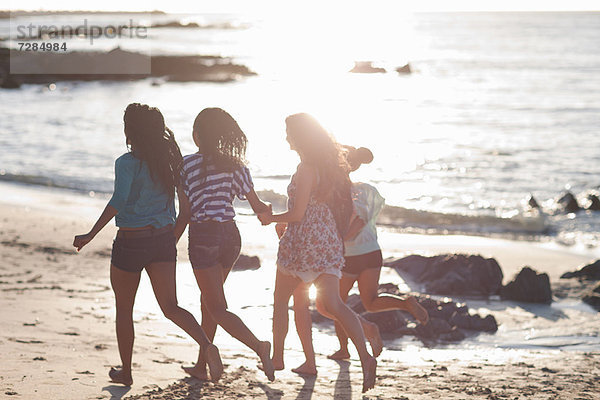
[73,103,223,385]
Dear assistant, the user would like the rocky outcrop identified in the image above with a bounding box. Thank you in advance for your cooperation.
[396,63,412,74]
[312,284,498,343]
[561,260,600,280]
[233,254,261,271]
[384,254,503,297]
[556,192,580,213]
[527,194,540,209]
[586,194,600,211]
[0,47,255,86]
[582,283,600,311]
[349,61,386,73]
[500,267,552,304]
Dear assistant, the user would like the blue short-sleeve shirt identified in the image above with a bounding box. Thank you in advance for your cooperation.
[108,152,175,228]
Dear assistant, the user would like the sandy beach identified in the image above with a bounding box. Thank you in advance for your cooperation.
[1,181,599,400]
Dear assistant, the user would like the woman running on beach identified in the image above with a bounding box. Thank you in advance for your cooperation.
[72,103,223,385]
[257,113,377,393]
[289,146,429,371]
[174,107,275,382]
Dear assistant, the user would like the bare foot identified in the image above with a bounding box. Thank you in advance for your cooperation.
[327,349,351,360]
[108,367,133,386]
[257,341,275,382]
[258,359,284,372]
[406,296,429,325]
[361,356,377,393]
[364,322,383,358]
[181,364,209,381]
[291,361,317,376]
[204,343,224,383]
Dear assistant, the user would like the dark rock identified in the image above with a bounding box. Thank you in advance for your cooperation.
[363,310,407,333]
[470,314,498,332]
[151,21,201,28]
[561,259,600,280]
[527,194,540,209]
[582,282,600,311]
[349,61,386,73]
[233,254,260,271]
[426,301,459,320]
[556,191,580,213]
[449,311,472,330]
[439,327,467,342]
[345,293,366,314]
[385,254,503,297]
[0,74,21,89]
[415,317,452,339]
[418,296,440,311]
[586,194,600,211]
[396,63,412,74]
[378,282,401,295]
[500,266,552,304]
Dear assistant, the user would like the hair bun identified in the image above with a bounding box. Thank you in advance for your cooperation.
[343,145,373,170]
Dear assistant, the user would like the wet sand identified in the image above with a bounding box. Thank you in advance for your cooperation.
[1,182,599,399]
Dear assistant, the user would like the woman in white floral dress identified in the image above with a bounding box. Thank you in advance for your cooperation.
[258,113,377,393]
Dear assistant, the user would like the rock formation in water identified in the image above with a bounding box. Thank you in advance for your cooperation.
[384,254,504,297]
[500,267,552,304]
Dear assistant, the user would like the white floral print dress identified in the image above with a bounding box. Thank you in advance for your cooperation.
[276,171,344,282]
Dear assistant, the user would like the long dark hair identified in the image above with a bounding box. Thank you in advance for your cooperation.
[123,103,183,198]
[193,108,247,172]
[285,113,353,235]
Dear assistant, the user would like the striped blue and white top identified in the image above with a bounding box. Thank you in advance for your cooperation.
[181,153,254,222]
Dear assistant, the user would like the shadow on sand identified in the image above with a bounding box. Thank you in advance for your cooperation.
[101,385,131,400]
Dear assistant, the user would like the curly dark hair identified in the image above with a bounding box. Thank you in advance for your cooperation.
[285,113,353,236]
[123,103,183,198]
[193,108,247,172]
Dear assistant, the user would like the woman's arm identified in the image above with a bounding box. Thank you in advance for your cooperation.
[259,164,315,225]
[73,204,118,251]
[246,189,272,215]
[173,186,191,242]
[73,155,133,251]
[343,216,366,241]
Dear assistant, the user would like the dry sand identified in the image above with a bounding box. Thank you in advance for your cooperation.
[1,182,599,399]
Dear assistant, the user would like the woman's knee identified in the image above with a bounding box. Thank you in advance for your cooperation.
[160,301,182,320]
[205,301,228,323]
[319,294,345,317]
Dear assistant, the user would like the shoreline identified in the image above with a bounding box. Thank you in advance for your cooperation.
[1,181,599,399]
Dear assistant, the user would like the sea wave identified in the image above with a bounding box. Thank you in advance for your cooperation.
[255,188,550,237]
[0,173,568,240]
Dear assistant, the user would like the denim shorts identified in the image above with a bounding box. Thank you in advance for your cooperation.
[342,250,383,278]
[188,221,241,270]
[111,229,177,273]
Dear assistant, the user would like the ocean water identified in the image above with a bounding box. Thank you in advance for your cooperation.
[2,11,600,247]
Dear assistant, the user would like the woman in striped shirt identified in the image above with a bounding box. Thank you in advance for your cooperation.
[174,108,275,382]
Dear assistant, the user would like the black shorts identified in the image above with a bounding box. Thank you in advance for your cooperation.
[111,228,177,273]
[188,221,241,270]
[342,250,383,278]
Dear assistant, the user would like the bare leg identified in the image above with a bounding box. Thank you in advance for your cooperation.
[183,267,233,381]
[272,269,301,371]
[291,283,317,375]
[328,276,355,360]
[192,264,274,381]
[145,262,223,382]
[358,268,429,324]
[109,264,141,386]
[314,274,377,393]
[315,276,382,359]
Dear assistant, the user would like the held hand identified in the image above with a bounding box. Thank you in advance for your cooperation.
[73,233,93,251]
[275,223,287,239]
[257,211,272,226]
